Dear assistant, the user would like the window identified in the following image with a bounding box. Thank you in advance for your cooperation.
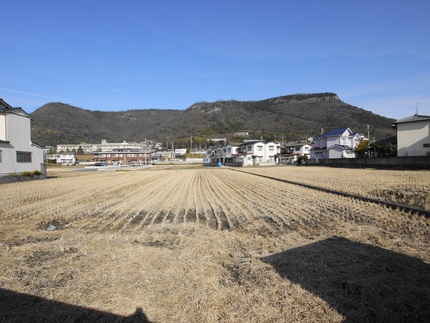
[257,145,263,151]
[16,151,32,163]
[247,146,252,152]
[269,146,275,151]
[424,143,430,148]
[0,150,2,163]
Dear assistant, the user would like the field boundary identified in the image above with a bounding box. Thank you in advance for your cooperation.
[229,168,430,218]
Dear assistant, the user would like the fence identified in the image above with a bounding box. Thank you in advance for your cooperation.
[304,156,430,170]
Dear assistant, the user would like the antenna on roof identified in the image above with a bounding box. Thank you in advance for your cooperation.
[416,102,421,115]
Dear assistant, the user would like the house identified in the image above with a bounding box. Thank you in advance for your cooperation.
[394,114,430,157]
[49,153,76,165]
[368,136,397,157]
[310,127,361,159]
[151,148,174,162]
[233,140,280,166]
[207,144,239,163]
[174,148,187,157]
[279,142,312,164]
[0,99,45,176]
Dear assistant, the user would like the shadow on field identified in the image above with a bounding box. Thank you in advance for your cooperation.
[0,288,151,323]
[261,237,430,323]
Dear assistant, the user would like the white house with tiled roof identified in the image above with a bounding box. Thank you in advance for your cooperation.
[233,140,280,166]
[395,114,430,157]
[310,127,361,159]
[0,99,45,176]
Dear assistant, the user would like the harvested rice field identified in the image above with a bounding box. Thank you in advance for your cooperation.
[0,165,429,322]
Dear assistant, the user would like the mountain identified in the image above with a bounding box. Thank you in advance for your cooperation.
[31,93,395,147]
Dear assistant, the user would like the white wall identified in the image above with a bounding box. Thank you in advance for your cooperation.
[397,121,430,157]
[300,145,311,155]
[0,113,44,176]
[0,115,6,140]
[264,142,279,163]
[328,148,343,159]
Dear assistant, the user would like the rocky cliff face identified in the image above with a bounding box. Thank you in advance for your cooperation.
[268,93,340,104]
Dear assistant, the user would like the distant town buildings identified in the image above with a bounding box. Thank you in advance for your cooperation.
[56,139,152,154]
[5,95,425,171]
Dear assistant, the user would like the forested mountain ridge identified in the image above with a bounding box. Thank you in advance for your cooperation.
[31,93,395,147]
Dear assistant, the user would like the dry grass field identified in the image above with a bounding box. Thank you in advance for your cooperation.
[0,165,429,322]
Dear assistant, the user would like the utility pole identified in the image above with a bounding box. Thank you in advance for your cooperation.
[171,141,175,159]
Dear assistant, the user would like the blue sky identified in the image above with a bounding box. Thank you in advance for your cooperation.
[1,0,429,119]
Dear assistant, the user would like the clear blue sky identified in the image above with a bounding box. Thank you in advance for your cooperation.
[1,0,429,119]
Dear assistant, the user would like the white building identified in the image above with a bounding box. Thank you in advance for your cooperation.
[208,144,240,163]
[0,99,45,176]
[52,153,76,165]
[57,139,145,153]
[310,127,361,159]
[395,114,430,157]
[233,140,280,166]
[174,148,187,156]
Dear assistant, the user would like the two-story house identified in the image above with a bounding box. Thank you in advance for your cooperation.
[0,99,45,176]
[310,127,361,159]
[207,144,239,164]
[280,142,312,164]
[394,114,430,157]
[234,140,280,166]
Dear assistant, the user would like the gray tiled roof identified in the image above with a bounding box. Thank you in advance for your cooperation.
[396,114,430,124]
[0,98,13,110]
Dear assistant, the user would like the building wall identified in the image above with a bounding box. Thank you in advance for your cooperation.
[57,141,144,153]
[297,144,311,156]
[264,142,279,163]
[328,148,343,159]
[0,113,44,175]
[397,121,430,157]
[0,114,6,140]
[55,154,76,165]
[327,136,341,147]
[326,130,355,148]
[93,152,151,165]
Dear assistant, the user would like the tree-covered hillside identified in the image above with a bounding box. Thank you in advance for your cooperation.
[31,93,395,147]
